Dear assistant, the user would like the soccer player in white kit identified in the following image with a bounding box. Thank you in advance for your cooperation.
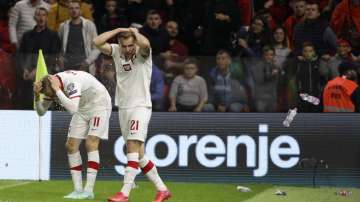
[33,70,112,200]
[93,28,171,202]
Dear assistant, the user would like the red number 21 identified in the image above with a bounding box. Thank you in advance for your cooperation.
[130,120,139,131]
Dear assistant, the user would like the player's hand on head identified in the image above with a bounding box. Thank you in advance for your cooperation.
[33,81,42,94]
[129,27,138,33]
[117,28,130,33]
[48,75,61,91]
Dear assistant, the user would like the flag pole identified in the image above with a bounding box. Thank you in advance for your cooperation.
[38,115,42,181]
[34,49,48,181]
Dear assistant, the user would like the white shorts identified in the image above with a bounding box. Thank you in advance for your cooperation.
[68,109,111,140]
[119,107,152,142]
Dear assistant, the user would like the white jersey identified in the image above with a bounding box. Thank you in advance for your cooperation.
[56,70,112,112]
[110,44,152,109]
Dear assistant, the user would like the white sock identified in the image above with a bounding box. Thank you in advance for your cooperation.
[84,150,99,193]
[68,151,83,192]
[121,153,139,196]
[139,156,167,191]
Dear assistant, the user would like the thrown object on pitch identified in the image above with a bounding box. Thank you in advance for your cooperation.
[283,107,297,127]
[236,185,251,192]
[335,190,352,197]
[299,93,320,105]
[274,189,287,196]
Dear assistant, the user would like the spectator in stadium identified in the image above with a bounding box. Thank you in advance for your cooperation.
[151,64,165,111]
[293,1,337,58]
[165,20,188,63]
[124,0,175,27]
[237,0,253,28]
[330,0,360,55]
[204,50,248,112]
[97,0,129,35]
[202,0,241,55]
[47,0,93,31]
[0,48,16,109]
[58,0,100,75]
[0,0,12,53]
[8,0,49,49]
[87,0,95,16]
[97,56,116,108]
[125,0,148,26]
[237,16,271,57]
[140,10,170,56]
[284,0,306,49]
[295,42,329,112]
[271,26,291,70]
[319,0,334,11]
[93,27,171,202]
[228,55,253,110]
[19,7,61,73]
[323,61,360,112]
[44,0,57,5]
[162,20,189,81]
[271,26,291,111]
[255,9,277,31]
[168,58,208,112]
[173,0,206,55]
[328,39,358,79]
[143,0,176,21]
[250,46,279,112]
[264,0,292,26]
[18,7,61,109]
[34,71,112,200]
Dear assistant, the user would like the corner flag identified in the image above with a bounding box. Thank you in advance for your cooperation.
[35,49,48,82]
[34,50,49,180]
[33,49,49,109]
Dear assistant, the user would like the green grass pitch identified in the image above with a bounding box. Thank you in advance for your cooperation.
[0,180,359,202]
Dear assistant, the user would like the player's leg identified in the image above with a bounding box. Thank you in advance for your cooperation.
[108,109,132,202]
[139,144,167,191]
[132,107,171,201]
[108,108,145,202]
[63,114,88,199]
[79,135,100,199]
[139,144,171,202]
[121,140,142,196]
[63,137,83,198]
[80,109,111,199]
[108,139,141,202]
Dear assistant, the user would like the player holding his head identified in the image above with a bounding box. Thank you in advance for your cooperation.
[34,70,112,199]
[93,28,171,202]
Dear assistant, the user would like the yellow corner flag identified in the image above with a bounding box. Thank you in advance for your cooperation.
[35,49,48,82]
[33,49,49,109]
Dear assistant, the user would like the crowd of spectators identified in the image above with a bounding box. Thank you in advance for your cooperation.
[0,0,360,112]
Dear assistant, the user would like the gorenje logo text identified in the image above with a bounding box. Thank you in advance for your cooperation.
[114,124,300,177]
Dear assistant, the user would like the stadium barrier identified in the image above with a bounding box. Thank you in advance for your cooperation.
[0,111,359,186]
[0,110,51,180]
[50,112,360,187]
